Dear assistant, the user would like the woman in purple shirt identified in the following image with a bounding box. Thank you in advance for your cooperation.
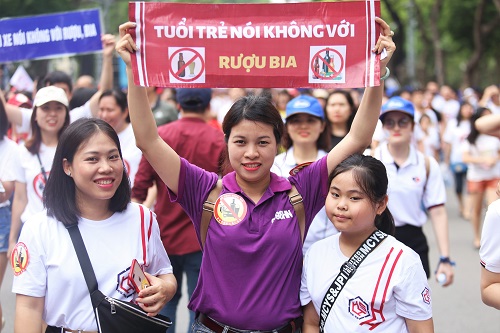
[116,18,395,333]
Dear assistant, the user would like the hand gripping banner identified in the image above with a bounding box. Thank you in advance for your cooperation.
[129,0,382,89]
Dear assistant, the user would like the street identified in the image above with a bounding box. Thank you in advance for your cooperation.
[1,187,500,332]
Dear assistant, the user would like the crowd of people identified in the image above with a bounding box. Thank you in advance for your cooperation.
[0,15,498,333]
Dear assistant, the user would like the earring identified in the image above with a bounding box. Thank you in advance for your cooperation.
[67,171,71,177]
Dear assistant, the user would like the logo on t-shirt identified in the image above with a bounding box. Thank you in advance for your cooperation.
[11,242,29,276]
[33,171,50,199]
[421,287,431,304]
[116,266,135,298]
[412,176,422,183]
[348,296,371,320]
[214,193,248,226]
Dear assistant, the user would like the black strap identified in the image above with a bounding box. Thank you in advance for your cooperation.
[66,224,99,296]
[36,153,48,182]
[319,229,388,332]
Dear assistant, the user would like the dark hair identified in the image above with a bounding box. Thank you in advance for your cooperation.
[70,87,98,110]
[467,107,492,145]
[326,90,357,124]
[0,98,8,140]
[328,154,395,235]
[44,118,131,226]
[222,94,284,145]
[25,102,70,155]
[455,101,473,126]
[43,71,73,93]
[99,89,130,123]
[282,113,330,151]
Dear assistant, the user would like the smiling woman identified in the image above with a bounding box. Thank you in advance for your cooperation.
[11,118,177,333]
[7,86,70,264]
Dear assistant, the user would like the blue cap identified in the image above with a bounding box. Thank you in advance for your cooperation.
[285,95,324,120]
[380,96,415,121]
[176,88,212,110]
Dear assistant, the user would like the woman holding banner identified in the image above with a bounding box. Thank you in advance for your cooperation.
[116,17,395,333]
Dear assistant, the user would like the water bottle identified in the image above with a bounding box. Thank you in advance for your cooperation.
[437,273,447,286]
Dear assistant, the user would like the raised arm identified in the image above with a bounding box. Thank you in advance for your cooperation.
[116,22,181,194]
[88,34,116,117]
[327,17,396,174]
[475,113,500,139]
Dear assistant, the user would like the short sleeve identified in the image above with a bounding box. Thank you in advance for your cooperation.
[423,156,446,209]
[300,248,313,306]
[393,260,432,320]
[69,101,92,123]
[480,200,500,273]
[145,210,173,276]
[11,218,48,297]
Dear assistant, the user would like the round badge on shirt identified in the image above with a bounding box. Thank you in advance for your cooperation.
[214,193,248,226]
[11,242,29,276]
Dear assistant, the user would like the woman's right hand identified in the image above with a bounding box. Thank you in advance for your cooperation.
[116,22,138,68]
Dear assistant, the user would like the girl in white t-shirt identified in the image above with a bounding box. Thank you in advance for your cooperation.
[301,154,433,333]
[7,86,71,259]
[12,118,177,332]
[462,107,500,248]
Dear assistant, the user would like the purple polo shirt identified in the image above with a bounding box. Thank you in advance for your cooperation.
[170,156,328,330]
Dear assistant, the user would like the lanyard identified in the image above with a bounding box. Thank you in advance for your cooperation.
[36,153,48,182]
[319,229,388,333]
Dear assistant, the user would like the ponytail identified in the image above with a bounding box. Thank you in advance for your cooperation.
[375,208,395,236]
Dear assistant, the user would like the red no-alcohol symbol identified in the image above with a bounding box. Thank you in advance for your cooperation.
[169,47,205,82]
[311,48,344,80]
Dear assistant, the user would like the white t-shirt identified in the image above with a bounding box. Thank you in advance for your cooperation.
[373,143,446,227]
[271,147,338,254]
[461,135,500,182]
[432,97,460,122]
[415,109,439,126]
[17,102,92,134]
[480,200,500,273]
[301,234,432,332]
[15,143,56,222]
[0,137,20,207]
[420,127,440,157]
[117,124,142,186]
[12,203,172,331]
[442,119,471,164]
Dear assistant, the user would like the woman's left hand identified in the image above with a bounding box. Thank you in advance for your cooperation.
[373,17,396,70]
[136,272,177,316]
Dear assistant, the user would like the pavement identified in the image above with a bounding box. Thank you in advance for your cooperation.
[2,187,500,332]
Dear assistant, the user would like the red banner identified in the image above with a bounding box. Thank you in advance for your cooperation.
[129,1,381,89]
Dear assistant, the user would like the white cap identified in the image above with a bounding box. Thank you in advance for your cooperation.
[34,86,69,108]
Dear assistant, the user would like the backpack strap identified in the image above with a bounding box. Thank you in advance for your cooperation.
[201,180,222,250]
[200,181,305,248]
[288,185,305,243]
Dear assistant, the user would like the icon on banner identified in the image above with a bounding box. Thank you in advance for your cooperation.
[309,46,346,84]
[168,47,206,84]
